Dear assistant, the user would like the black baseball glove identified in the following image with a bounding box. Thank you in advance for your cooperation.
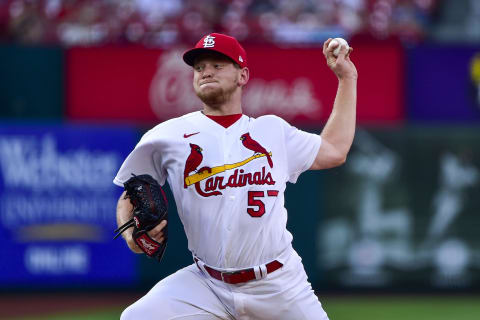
[114,174,168,262]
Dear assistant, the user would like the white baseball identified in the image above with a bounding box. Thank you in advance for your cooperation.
[328,38,349,57]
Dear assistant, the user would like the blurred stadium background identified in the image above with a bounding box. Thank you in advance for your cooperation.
[1,0,480,319]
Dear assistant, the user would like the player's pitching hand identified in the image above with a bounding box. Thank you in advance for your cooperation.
[323,38,357,81]
[125,220,168,254]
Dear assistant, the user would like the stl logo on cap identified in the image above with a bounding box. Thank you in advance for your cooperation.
[203,35,216,48]
[182,33,248,68]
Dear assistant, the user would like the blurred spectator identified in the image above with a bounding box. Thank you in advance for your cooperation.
[252,0,346,44]
[365,0,437,43]
[7,0,49,44]
[0,0,456,46]
[429,0,480,43]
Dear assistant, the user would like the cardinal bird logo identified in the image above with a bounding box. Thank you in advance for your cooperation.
[240,133,273,168]
[184,143,212,188]
[184,143,203,188]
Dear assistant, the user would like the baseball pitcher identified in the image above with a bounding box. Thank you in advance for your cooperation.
[114,33,357,320]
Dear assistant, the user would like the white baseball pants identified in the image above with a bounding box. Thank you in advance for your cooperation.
[120,247,329,320]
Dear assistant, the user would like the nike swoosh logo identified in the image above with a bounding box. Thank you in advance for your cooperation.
[184,132,200,138]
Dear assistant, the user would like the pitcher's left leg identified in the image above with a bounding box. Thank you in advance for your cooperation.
[283,282,329,320]
[236,249,329,320]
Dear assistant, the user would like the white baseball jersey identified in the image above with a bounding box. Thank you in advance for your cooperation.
[114,111,321,269]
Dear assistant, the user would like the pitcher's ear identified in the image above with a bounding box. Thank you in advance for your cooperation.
[239,67,249,87]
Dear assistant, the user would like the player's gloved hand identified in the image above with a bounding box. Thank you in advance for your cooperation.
[323,38,358,81]
[114,174,168,262]
[124,220,167,254]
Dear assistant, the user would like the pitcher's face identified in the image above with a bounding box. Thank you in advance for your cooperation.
[193,53,242,106]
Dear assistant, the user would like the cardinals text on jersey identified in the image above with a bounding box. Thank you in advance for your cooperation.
[183,133,275,197]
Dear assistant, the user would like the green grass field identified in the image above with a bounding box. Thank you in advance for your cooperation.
[15,295,480,320]
[322,295,480,320]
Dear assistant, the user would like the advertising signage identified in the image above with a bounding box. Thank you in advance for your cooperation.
[408,45,480,122]
[317,128,480,289]
[66,43,404,125]
[0,124,137,287]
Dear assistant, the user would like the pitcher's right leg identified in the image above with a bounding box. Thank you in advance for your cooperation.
[121,264,234,320]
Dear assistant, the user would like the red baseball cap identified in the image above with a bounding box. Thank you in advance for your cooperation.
[183,33,248,68]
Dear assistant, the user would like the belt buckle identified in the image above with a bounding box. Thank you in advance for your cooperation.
[220,270,236,282]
